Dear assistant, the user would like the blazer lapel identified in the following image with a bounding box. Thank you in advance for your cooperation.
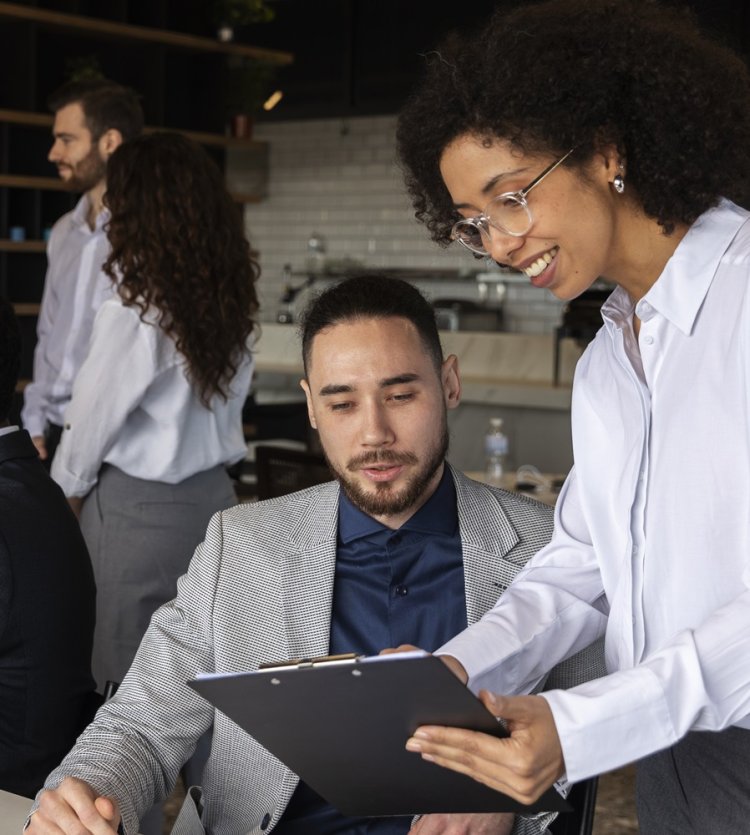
[450,466,522,625]
[280,482,341,661]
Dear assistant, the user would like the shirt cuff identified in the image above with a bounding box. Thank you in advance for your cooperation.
[50,459,97,498]
[21,414,46,439]
[540,665,676,782]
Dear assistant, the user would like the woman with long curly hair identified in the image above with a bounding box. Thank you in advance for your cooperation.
[51,132,258,694]
[397,1,750,830]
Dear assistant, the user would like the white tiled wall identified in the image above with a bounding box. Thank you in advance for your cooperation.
[234,114,565,333]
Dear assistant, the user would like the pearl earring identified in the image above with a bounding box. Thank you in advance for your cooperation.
[613,164,625,194]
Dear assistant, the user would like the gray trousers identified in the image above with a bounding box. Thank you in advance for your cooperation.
[80,463,237,692]
[636,726,750,834]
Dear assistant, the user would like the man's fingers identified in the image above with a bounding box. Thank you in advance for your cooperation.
[379,644,424,655]
[93,797,118,824]
[32,779,120,835]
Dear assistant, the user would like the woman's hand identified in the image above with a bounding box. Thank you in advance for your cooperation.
[406,691,565,805]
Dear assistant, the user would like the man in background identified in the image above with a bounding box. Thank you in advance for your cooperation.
[21,79,143,463]
[0,298,96,797]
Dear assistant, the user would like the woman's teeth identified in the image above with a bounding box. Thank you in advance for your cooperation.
[523,246,559,278]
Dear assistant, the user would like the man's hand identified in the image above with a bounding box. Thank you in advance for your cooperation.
[379,643,424,655]
[410,812,514,834]
[405,692,565,805]
[31,434,47,460]
[28,777,121,835]
[379,647,469,686]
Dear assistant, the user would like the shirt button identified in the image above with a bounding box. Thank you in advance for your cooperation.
[390,533,402,546]
[632,546,638,556]
[395,585,408,597]
[643,335,654,346]
[261,813,271,830]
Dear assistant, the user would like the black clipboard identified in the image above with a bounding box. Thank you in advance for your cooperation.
[188,651,569,816]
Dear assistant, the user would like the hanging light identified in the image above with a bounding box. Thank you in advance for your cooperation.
[263,90,283,111]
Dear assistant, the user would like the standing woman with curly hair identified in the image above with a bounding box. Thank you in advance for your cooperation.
[397,1,750,830]
[51,132,258,695]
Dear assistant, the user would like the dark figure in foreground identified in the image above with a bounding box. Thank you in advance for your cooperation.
[396,1,750,832]
[0,299,95,797]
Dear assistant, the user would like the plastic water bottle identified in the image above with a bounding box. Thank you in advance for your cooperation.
[484,417,508,485]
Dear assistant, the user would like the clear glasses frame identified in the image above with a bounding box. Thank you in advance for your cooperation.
[451,148,575,256]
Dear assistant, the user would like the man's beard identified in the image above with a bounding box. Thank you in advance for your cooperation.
[325,415,450,518]
[59,145,107,193]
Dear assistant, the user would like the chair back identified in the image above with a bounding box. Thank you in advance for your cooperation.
[548,777,599,835]
[255,444,332,499]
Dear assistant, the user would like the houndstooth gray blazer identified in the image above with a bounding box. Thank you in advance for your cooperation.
[37,466,605,835]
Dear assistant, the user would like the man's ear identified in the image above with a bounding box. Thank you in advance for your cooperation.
[441,354,461,410]
[99,128,124,161]
[299,378,317,429]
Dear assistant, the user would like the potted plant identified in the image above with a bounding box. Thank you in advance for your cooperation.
[211,0,276,42]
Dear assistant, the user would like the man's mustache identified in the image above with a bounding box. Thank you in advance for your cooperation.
[347,450,418,472]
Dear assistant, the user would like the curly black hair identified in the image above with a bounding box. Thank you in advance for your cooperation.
[103,132,259,406]
[397,0,750,243]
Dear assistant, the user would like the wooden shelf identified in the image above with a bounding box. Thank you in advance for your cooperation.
[0,240,46,252]
[12,302,41,316]
[0,2,293,64]
[0,174,67,190]
[0,109,266,151]
[0,108,52,128]
[230,192,263,205]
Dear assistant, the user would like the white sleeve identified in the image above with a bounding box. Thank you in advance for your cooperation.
[51,302,157,497]
[21,232,62,437]
[437,468,609,696]
[541,583,750,781]
[441,468,750,783]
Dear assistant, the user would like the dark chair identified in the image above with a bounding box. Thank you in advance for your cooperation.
[548,777,599,835]
[241,395,311,445]
[255,444,332,500]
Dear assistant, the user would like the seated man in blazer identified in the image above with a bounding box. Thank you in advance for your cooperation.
[0,298,96,797]
[29,277,603,834]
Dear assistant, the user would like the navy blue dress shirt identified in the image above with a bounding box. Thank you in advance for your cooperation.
[274,467,467,834]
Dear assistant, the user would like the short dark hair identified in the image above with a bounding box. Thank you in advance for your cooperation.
[48,79,144,141]
[397,0,750,241]
[300,275,443,375]
[0,299,21,423]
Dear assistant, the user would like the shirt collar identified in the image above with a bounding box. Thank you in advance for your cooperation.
[337,465,458,544]
[0,425,19,438]
[71,194,110,232]
[601,199,750,335]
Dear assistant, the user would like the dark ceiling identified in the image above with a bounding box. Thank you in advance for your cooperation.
[231,0,750,122]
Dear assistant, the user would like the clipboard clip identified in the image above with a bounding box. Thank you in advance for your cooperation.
[258,652,364,671]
